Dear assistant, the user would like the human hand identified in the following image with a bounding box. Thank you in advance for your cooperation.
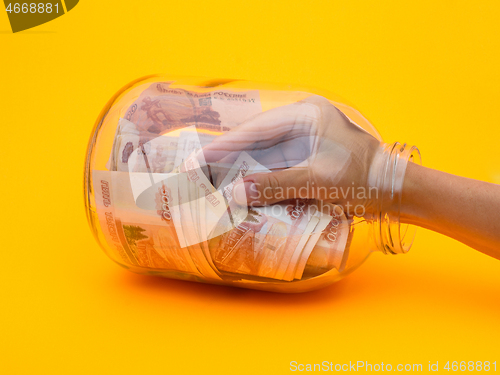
[203,95,384,216]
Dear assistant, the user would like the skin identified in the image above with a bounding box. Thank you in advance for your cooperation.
[401,163,500,259]
[203,96,382,215]
[202,95,500,259]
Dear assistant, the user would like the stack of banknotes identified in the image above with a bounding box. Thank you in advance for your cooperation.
[93,82,351,281]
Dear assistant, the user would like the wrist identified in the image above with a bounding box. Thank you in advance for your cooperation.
[400,162,424,226]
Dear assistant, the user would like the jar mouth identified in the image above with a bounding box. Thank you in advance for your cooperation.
[377,143,421,255]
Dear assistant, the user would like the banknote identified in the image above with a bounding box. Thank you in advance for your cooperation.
[208,151,312,280]
[177,172,221,280]
[209,206,281,279]
[257,201,317,280]
[92,170,200,275]
[290,204,343,279]
[293,207,332,279]
[282,214,319,281]
[107,118,179,173]
[173,127,217,169]
[216,151,269,200]
[123,81,262,135]
[128,141,178,173]
[112,172,201,274]
[192,174,222,277]
[95,166,351,281]
[119,134,179,174]
[106,117,134,172]
[298,206,351,277]
[176,146,222,277]
[177,136,224,276]
[207,152,321,280]
[94,170,223,280]
[210,151,275,242]
[209,199,317,281]
[181,152,240,241]
[107,79,263,173]
[214,151,260,233]
[310,207,350,273]
[217,153,350,279]
[93,169,135,266]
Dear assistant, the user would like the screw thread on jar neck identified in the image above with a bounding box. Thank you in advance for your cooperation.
[371,142,421,255]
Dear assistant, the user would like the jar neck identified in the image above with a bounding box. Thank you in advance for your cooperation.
[370,142,421,255]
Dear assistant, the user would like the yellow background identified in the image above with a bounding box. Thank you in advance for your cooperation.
[1,1,499,374]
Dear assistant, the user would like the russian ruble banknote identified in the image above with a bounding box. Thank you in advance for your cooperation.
[107,80,263,173]
[294,204,350,279]
[123,81,262,135]
[207,151,350,281]
[95,150,351,281]
[108,120,218,177]
[93,170,223,280]
[107,118,179,174]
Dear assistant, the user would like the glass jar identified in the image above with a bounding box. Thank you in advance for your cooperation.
[84,75,421,292]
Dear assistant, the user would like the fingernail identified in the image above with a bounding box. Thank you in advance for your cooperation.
[233,181,255,205]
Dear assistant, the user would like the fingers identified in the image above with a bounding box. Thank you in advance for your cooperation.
[232,165,311,206]
[202,101,318,163]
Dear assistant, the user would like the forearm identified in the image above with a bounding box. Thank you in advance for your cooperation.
[400,163,500,259]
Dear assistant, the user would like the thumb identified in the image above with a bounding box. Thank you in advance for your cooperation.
[232,168,310,206]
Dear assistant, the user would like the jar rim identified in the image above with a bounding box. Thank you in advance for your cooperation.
[377,142,422,255]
